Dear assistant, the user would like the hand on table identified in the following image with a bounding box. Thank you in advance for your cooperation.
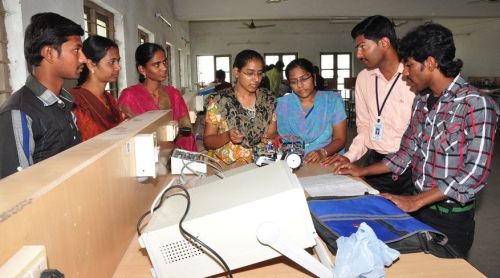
[381,193,421,212]
[304,149,326,164]
[320,153,349,166]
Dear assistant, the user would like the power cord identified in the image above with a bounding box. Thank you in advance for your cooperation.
[135,182,233,277]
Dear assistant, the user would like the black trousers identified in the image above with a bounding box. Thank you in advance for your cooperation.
[363,150,415,195]
[412,204,475,257]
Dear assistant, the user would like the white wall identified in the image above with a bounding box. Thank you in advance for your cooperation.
[3,0,191,93]
[188,19,423,82]
[435,18,500,78]
[189,18,500,82]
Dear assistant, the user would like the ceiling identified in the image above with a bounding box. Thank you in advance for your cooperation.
[173,0,500,21]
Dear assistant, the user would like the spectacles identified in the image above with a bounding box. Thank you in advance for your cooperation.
[240,70,264,79]
[289,74,312,86]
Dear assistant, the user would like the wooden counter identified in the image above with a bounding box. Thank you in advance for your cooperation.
[0,110,174,277]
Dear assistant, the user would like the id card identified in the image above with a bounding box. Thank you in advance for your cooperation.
[371,122,384,141]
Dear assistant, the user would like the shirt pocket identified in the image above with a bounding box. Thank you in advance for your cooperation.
[434,121,461,153]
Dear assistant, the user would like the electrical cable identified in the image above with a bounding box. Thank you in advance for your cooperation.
[150,179,176,215]
[135,184,233,277]
[174,185,233,278]
[136,179,179,236]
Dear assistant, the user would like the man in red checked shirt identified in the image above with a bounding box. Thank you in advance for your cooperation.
[332,23,499,257]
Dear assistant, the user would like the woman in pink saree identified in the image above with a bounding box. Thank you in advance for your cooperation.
[118,43,197,151]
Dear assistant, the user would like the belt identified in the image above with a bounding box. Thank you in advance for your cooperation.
[429,202,475,214]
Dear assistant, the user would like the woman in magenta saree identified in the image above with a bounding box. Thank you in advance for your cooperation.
[118,43,197,151]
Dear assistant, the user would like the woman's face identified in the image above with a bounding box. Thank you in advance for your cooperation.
[139,50,168,82]
[288,66,316,99]
[92,47,121,83]
[234,58,264,93]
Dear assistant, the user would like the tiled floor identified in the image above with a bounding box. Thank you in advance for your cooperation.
[467,134,500,277]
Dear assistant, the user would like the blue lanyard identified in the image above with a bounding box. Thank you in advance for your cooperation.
[375,73,401,122]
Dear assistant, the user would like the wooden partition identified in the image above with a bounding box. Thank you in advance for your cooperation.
[0,110,173,277]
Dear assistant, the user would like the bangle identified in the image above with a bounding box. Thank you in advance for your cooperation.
[319,148,328,157]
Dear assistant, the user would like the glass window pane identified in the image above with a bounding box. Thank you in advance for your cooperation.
[337,70,351,81]
[322,69,334,79]
[215,56,231,83]
[282,55,296,66]
[215,56,230,72]
[338,54,351,69]
[265,55,279,66]
[197,55,214,85]
[321,55,334,69]
[97,26,107,37]
[281,54,297,79]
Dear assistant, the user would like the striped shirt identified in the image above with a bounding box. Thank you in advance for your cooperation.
[383,75,499,204]
[0,75,80,178]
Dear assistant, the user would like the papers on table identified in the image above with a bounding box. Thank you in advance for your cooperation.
[299,174,379,197]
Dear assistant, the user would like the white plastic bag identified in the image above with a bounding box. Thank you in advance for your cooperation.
[333,222,400,278]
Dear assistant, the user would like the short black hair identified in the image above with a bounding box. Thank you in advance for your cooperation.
[135,43,165,82]
[351,15,398,50]
[285,58,314,80]
[24,12,84,67]
[233,49,264,70]
[399,23,463,78]
[78,35,118,85]
[215,69,226,81]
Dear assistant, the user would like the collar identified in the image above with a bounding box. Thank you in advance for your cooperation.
[419,74,465,111]
[25,75,74,107]
[369,62,404,82]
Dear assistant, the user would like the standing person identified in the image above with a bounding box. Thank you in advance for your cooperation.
[332,23,498,257]
[70,35,123,141]
[0,12,86,179]
[213,70,232,92]
[269,58,347,164]
[267,60,284,97]
[323,15,415,195]
[203,49,276,165]
[118,43,197,151]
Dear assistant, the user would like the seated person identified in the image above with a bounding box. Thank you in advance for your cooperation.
[203,49,276,164]
[118,43,197,151]
[269,58,347,164]
[70,35,124,141]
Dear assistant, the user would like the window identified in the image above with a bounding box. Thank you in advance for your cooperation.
[83,1,118,97]
[138,29,149,44]
[196,55,231,86]
[0,2,11,105]
[165,44,172,85]
[84,1,114,39]
[264,53,297,79]
[320,53,352,91]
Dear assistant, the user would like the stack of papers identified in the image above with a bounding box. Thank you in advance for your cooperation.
[299,174,379,197]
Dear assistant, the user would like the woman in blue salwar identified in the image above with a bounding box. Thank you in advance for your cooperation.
[269,58,347,164]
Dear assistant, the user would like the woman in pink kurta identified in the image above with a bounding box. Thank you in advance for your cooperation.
[118,43,197,151]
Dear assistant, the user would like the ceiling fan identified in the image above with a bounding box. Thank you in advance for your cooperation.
[466,0,499,4]
[240,19,276,29]
[391,18,408,27]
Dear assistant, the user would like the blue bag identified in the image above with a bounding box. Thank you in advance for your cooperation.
[308,195,461,258]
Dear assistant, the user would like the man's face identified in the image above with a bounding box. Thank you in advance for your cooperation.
[54,35,87,79]
[354,35,384,70]
[402,57,430,93]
